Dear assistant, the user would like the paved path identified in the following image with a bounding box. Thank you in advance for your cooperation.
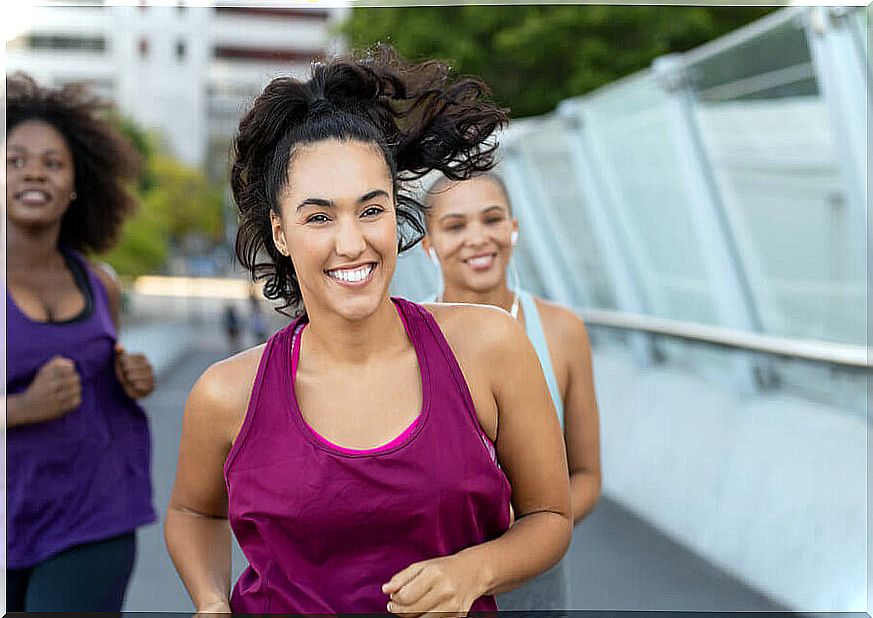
[122,321,787,613]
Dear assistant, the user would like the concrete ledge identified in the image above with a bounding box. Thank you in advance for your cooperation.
[593,345,866,610]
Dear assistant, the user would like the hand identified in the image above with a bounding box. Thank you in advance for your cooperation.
[115,344,155,399]
[383,554,486,617]
[21,356,82,423]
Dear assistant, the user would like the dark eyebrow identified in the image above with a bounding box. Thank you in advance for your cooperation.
[296,189,390,212]
[438,212,466,224]
[297,197,334,211]
[7,146,63,156]
[358,189,390,204]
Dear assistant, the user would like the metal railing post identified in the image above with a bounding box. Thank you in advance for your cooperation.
[653,53,768,394]
[557,99,655,365]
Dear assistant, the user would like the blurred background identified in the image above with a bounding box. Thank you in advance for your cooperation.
[4,0,870,614]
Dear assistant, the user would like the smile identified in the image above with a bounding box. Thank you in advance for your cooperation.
[16,189,51,205]
[326,263,376,286]
[464,254,496,271]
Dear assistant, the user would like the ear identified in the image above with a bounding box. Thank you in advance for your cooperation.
[270,211,288,257]
[511,219,519,246]
[420,235,432,255]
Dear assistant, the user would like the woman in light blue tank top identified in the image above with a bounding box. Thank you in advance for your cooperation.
[422,172,602,610]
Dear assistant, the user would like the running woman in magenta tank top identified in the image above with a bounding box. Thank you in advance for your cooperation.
[165,47,572,615]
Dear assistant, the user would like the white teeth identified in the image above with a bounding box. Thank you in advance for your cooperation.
[328,264,374,283]
[21,190,48,201]
[467,255,494,269]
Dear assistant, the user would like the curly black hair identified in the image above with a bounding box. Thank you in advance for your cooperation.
[231,45,508,316]
[6,72,142,254]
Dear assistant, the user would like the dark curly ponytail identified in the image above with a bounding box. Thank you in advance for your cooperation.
[232,45,508,316]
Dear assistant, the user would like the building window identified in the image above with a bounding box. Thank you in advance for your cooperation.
[213,46,321,63]
[139,37,149,58]
[28,34,106,52]
[176,40,186,62]
[214,7,329,21]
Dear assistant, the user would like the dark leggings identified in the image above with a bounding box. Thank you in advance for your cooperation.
[7,531,136,612]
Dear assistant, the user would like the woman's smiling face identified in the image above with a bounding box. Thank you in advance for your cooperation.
[272,139,398,322]
[424,175,517,295]
[6,119,76,231]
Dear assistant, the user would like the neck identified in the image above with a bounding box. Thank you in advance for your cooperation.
[302,296,408,367]
[7,223,64,272]
[441,282,516,315]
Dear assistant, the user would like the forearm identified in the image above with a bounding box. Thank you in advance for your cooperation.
[7,392,35,428]
[460,509,571,597]
[570,470,602,523]
[164,506,233,610]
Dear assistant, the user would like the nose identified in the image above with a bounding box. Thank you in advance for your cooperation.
[22,161,47,182]
[335,217,367,260]
[463,222,490,248]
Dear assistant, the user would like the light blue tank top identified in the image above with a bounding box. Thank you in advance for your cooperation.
[516,290,564,428]
[426,290,564,428]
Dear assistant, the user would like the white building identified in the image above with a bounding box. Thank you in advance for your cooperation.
[6,1,350,174]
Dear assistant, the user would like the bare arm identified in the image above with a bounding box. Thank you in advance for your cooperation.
[385,307,572,613]
[467,310,572,594]
[92,261,156,399]
[562,316,602,523]
[92,261,122,329]
[165,356,255,612]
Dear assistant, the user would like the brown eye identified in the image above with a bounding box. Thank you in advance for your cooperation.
[306,213,331,225]
[362,206,384,218]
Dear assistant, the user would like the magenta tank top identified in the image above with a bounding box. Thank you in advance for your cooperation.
[224,297,511,613]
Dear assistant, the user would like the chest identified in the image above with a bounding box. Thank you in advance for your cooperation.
[8,268,86,323]
[294,348,423,450]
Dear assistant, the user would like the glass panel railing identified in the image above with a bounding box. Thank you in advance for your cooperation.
[688,16,865,346]
[584,73,722,327]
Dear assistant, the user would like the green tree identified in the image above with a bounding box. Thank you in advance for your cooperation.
[341,5,775,118]
[102,118,224,277]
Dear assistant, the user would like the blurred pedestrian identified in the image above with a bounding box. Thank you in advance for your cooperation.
[222,302,241,351]
[5,73,156,612]
[164,46,572,615]
[248,291,268,344]
[423,172,602,610]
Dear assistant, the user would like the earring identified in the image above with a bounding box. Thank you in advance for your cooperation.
[70,191,77,201]
[510,230,518,246]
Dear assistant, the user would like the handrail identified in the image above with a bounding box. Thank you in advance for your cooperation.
[578,308,871,369]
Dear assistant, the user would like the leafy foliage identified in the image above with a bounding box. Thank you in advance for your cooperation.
[102,118,224,277]
[341,5,775,117]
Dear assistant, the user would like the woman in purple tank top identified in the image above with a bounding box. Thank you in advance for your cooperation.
[5,74,157,611]
[165,46,572,615]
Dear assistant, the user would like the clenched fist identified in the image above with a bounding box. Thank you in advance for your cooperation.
[115,344,155,400]
[383,553,487,617]
[20,356,82,424]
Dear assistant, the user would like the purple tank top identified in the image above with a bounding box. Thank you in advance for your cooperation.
[6,247,155,569]
[225,297,511,613]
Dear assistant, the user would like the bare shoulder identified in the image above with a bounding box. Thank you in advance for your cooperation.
[187,344,267,441]
[422,301,526,360]
[90,260,122,300]
[533,296,590,346]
